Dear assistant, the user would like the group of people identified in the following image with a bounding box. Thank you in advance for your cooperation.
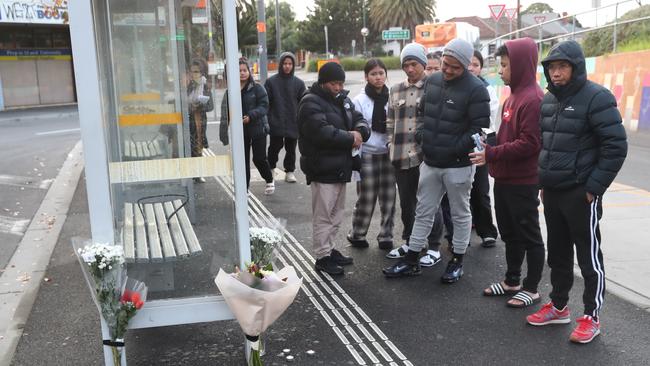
[296,38,627,345]
[210,36,626,344]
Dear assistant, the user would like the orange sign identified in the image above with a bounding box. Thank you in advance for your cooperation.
[257,21,266,33]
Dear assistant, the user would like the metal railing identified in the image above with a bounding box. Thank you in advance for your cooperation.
[480,0,649,54]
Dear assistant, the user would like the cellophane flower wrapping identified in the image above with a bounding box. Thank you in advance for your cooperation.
[73,238,148,366]
[215,265,302,366]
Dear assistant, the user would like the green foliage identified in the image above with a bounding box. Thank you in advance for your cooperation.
[582,5,650,57]
[521,2,554,15]
[307,56,401,72]
[295,0,382,54]
[265,1,300,57]
[369,0,436,39]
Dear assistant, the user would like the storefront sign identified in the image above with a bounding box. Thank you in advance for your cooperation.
[0,48,72,60]
[0,0,68,24]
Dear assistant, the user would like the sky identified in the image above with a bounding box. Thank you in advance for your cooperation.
[283,0,642,28]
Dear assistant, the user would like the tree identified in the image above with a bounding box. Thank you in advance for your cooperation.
[582,4,650,57]
[521,2,554,15]
[295,0,366,55]
[265,1,300,57]
[369,0,436,39]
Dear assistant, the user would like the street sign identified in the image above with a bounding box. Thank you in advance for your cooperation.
[534,16,547,24]
[382,29,410,41]
[488,4,506,21]
[504,8,517,20]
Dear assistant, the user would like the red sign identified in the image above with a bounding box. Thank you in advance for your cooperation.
[256,21,266,33]
[488,4,506,21]
[534,16,547,24]
[504,8,517,20]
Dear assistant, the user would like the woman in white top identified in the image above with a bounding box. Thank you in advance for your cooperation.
[346,59,396,249]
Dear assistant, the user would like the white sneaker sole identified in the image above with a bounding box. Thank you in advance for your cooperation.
[570,328,601,344]
[527,317,571,326]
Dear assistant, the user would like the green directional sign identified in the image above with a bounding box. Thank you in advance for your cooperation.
[382,29,410,40]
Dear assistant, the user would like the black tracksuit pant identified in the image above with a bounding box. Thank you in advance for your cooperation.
[395,166,443,250]
[470,165,498,240]
[494,183,545,293]
[267,136,297,172]
[543,185,605,319]
[244,132,273,188]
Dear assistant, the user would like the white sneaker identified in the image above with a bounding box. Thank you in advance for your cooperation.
[285,171,297,183]
[419,250,442,267]
[264,182,275,195]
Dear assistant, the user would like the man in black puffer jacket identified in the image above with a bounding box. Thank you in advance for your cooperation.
[526,40,627,344]
[383,38,491,283]
[298,62,370,275]
[265,52,306,183]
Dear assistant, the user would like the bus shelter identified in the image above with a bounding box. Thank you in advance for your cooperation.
[68,0,248,364]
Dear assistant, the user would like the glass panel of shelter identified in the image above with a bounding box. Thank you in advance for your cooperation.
[94,0,238,300]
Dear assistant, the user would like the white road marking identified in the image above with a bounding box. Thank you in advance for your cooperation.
[0,174,52,190]
[0,215,30,235]
[35,128,80,136]
[205,148,411,365]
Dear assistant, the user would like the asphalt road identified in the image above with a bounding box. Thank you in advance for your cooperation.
[0,107,79,271]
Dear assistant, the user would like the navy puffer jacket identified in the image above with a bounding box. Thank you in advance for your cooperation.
[416,71,491,168]
[539,40,627,195]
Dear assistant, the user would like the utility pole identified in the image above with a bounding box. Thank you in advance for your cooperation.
[516,0,521,37]
[324,25,329,59]
[257,0,267,82]
[274,0,281,58]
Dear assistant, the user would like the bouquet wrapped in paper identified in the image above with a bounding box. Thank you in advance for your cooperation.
[215,263,302,366]
[73,238,148,366]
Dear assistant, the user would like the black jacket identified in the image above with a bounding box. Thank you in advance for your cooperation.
[264,52,306,139]
[219,80,269,145]
[416,71,491,168]
[297,83,370,184]
[539,40,627,196]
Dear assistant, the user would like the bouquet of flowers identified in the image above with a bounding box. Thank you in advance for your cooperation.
[249,226,284,267]
[215,262,302,366]
[73,239,148,366]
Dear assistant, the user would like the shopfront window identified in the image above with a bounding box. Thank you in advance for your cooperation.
[90,0,238,300]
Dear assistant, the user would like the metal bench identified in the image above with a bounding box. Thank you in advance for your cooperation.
[122,199,201,263]
[123,137,167,160]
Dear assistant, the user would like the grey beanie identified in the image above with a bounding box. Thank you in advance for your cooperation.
[400,43,427,67]
[443,38,474,68]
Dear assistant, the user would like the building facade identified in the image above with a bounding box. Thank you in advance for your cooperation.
[0,0,75,110]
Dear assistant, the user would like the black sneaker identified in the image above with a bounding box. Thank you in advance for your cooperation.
[315,256,344,275]
[441,258,464,283]
[330,249,354,266]
[347,234,369,248]
[382,261,422,278]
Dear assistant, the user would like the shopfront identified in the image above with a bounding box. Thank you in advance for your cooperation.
[0,0,75,109]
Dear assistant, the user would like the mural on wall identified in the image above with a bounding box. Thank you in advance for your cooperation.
[488,49,650,132]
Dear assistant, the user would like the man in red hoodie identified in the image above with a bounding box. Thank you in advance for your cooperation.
[469,37,545,308]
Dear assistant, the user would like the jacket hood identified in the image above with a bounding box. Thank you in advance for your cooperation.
[505,37,539,92]
[541,40,587,98]
[310,82,349,104]
[279,52,296,76]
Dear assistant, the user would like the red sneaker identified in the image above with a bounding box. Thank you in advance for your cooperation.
[526,302,571,326]
[570,315,601,344]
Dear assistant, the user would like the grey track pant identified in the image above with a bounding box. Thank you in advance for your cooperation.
[408,163,475,254]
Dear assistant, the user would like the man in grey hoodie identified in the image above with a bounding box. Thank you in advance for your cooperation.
[265,52,306,183]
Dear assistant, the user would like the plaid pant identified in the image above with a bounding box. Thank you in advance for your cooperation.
[350,152,396,243]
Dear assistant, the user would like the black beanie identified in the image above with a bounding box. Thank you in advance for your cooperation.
[318,62,346,84]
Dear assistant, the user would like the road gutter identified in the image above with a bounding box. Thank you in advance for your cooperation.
[0,141,84,366]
